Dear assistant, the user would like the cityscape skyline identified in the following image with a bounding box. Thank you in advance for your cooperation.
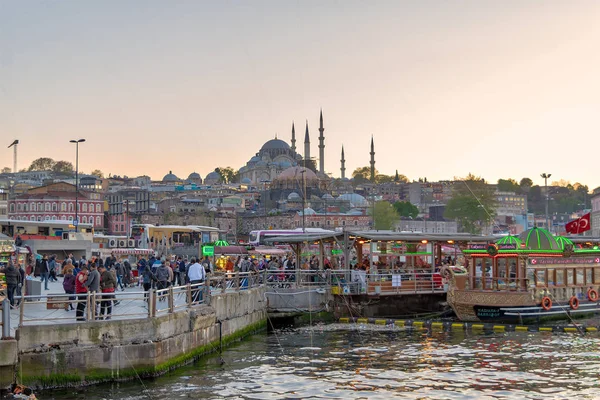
[2,2,600,188]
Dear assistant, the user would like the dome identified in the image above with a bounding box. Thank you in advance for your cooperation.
[495,236,523,248]
[279,161,292,169]
[298,207,316,216]
[556,236,574,251]
[276,166,318,181]
[256,160,268,167]
[337,193,368,207]
[188,172,201,180]
[249,156,261,164]
[288,192,301,201]
[518,227,560,251]
[162,171,178,182]
[261,139,290,151]
[322,194,334,200]
[204,171,222,184]
[241,177,251,184]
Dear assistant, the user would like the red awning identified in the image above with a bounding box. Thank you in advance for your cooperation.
[214,246,248,255]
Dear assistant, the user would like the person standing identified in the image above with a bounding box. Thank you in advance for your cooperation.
[186,257,205,303]
[0,262,21,307]
[15,263,25,306]
[155,257,170,295]
[49,255,58,282]
[115,262,125,291]
[98,264,116,319]
[84,263,101,317]
[137,255,147,287]
[62,264,76,311]
[39,255,50,290]
[75,266,89,321]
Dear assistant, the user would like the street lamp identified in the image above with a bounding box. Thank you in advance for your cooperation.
[70,139,86,232]
[300,169,306,233]
[540,173,551,231]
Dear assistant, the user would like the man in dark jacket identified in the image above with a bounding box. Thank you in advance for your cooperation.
[1,263,21,306]
[40,255,50,290]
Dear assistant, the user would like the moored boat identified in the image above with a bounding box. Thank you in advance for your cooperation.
[444,227,600,323]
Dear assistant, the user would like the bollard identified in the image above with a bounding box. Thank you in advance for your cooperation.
[1,298,10,338]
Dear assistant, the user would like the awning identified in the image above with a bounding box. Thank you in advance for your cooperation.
[264,232,343,244]
[347,230,498,242]
[250,247,288,256]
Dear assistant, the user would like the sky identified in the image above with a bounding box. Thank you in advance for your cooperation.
[1,1,600,189]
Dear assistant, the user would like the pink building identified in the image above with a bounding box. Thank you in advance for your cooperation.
[7,182,104,229]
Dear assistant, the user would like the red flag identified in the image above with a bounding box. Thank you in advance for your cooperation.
[565,213,591,234]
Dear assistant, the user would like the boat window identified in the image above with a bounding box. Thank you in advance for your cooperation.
[595,268,600,284]
[586,269,593,285]
[527,268,535,287]
[576,268,584,285]
[555,269,564,286]
[547,268,555,286]
[536,269,546,287]
[567,269,574,286]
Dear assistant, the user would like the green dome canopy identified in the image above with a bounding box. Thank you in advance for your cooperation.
[496,236,523,247]
[518,227,560,251]
[555,236,574,251]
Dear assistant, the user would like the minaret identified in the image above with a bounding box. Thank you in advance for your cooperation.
[291,122,296,153]
[318,109,325,174]
[370,136,375,182]
[340,145,346,180]
[304,120,311,165]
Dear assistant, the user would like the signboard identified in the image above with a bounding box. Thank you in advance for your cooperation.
[473,306,504,320]
[497,244,517,250]
[73,219,79,226]
[468,244,487,250]
[529,257,600,265]
[202,245,215,256]
[331,249,343,255]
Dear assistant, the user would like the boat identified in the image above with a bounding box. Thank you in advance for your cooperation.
[444,227,600,323]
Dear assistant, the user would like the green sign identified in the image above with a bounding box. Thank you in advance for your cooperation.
[202,245,215,256]
[331,249,343,255]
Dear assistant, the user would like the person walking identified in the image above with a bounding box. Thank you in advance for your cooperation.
[49,255,58,282]
[84,263,101,318]
[115,262,125,291]
[0,262,21,307]
[155,257,170,298]
[98,264,116,320]
[187,257,205,303]
[62,263,76,311]
[39,255,50,290]
[75,266,89,321]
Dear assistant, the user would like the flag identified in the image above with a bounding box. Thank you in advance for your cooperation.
[565,213,591,234]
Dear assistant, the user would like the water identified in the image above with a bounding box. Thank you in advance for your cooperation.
[39,323,600,399]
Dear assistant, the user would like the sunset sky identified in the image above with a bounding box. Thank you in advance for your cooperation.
[1,1,599,188]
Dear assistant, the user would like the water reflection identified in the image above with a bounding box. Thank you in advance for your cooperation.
[40,323,600,399]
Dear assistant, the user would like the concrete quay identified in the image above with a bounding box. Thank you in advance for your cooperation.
[0,278,267,390]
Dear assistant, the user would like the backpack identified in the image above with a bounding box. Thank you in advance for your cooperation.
[156,265,169,282]
[202,261,211,274]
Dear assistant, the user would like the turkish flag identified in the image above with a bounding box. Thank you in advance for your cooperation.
[565,213,591,234]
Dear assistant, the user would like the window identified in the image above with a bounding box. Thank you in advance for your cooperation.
[45,216,50,221]
[23,204,28,212]
[96,204,101,213]
[68,215,73,221]
[82,216,87,223]
[38,216,42,221]
[17,203,22,212]
[52,203,57,211]
[61,216,67,221]
[30,216,35,221]
[31,203,36,212]
[10,203,15,213]
[96,216,101,226]
[354,221,358,226]
[69,203,74,212]
[52,216,57,220]
[82,203,88,212]
[38,202,42,211]
[45,203,51,211]
[61,202,67,212]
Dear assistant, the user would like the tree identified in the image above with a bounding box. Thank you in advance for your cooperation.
[375,174,394,184]
[352,166,378,183]
[52,160,74,174]
[393,170,409,183]
[393,201,419,219]
[497,178,519,193]
[91,169,104,178]
[369,201,399,230]
[444,174,497,234]
[28,157,55,171]
[215,166,237,184]
[519,177,533,193]
[1,167,11,173]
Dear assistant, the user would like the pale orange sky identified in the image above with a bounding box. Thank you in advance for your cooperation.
[1,1,599,188]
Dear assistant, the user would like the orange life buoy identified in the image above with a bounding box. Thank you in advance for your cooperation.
[569,296,579,310]
[541,296,552,311]
[587,289,598,301]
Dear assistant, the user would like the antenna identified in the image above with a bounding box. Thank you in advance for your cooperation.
[7,140,18,173]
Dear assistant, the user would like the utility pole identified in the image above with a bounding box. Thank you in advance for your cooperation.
[541,173,551,231]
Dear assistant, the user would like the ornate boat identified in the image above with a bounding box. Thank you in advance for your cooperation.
[444,227,600,323]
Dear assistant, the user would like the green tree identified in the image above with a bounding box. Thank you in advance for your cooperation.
[497,178,519,192]
[215,166,237,184]
[28,157,55,171]
[369,201,399,230]
[445,174,497,234]
[91,169,104,178]
[375,174,394,183]
[52,160,74,174]
[393,170,409,183]
[353,166,378,183]
[393,201,419,218]
[1,167,11,173]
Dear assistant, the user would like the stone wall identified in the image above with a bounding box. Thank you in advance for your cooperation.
[3,287,267,390]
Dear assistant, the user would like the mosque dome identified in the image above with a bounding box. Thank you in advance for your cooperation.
[288,192,301,201]
[337,193,368,207]
[276,166,318,181]
[248,156,261,164]
[298,207,317,216]
[204,171,222,184]
[241,177,252,184]
[279,161,292,169]
[322,194,334,200]
[261,139,290,151]
[188,172,201,181]
[162,171,178,182]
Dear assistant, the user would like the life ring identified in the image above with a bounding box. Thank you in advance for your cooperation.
[569,296,579,310]
[587,289,598,301]
[541,296,552,311]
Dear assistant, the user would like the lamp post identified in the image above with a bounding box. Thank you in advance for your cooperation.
[70,139,86,232]
[300,169,306,233]
[540,173,551,231]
